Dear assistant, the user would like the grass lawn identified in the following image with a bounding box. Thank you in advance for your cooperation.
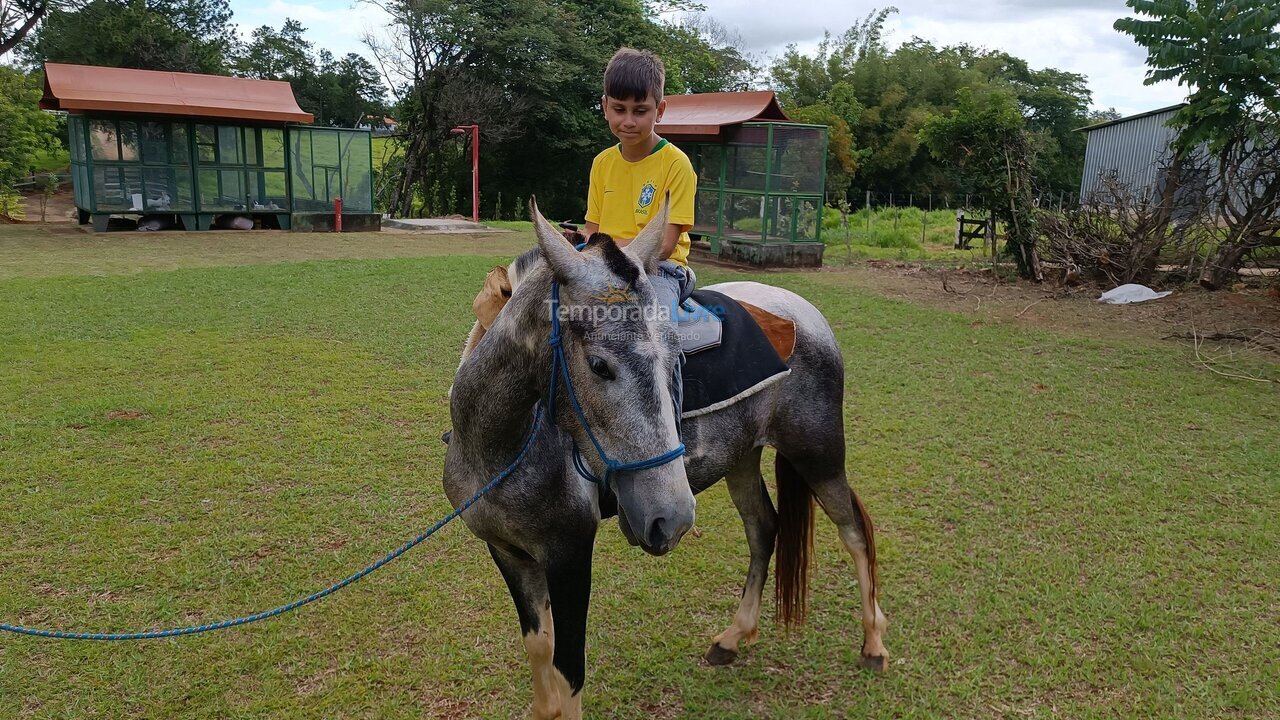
[1,225,1277,718]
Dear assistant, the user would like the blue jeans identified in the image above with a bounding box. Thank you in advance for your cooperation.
[651,261,695,433]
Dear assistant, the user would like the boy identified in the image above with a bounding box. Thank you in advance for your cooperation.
[582,47,697,315]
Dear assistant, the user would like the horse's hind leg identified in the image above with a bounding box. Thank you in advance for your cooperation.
[488,544,562,719]
[706,447,777,665]
[781,453,889,671]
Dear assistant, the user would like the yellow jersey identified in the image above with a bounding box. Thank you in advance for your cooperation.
[586,139,696,266]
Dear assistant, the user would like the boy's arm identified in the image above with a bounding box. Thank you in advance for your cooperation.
[660,155,697,259]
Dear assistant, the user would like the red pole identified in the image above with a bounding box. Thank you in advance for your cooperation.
[470,125,480,224]
[452,125,480,224]
[334,196,342,233]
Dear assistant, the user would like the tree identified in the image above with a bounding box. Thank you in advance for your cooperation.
[23,0,234,74]
[0,66,59,214]
[1115,0,1280,289]
[1115,0,1280,155]
[660,14,757,94]
[920,86,1041,279]
[233,18,312,80]
[1,0,47,57]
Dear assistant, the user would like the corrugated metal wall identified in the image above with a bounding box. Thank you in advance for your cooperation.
[1079,108,1180,199]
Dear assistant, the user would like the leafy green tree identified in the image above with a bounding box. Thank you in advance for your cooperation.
[920,86,1040,279]
[0,66,59,209]
[1116,0,1280,289]
[23,0,234,74]
[232,19,312,80]
[1115,0,1280,154]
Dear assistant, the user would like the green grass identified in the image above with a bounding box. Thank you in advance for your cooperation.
[820,206,996,262]
[1,226,1277,718]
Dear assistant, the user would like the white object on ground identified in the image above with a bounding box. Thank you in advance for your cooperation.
[1097,284,1173,304]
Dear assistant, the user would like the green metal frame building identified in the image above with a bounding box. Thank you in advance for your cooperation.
[660,92,828,267]
[42,63,376,232]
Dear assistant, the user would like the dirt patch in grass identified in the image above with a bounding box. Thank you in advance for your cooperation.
[809,261,1280,356]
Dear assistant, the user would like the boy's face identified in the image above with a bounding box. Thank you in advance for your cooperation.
[603,94,666,149]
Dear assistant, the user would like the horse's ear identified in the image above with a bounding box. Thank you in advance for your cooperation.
[530,197,585,284]
[623,191,670,273]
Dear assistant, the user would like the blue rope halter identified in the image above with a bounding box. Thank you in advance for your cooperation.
[546,281,685,493]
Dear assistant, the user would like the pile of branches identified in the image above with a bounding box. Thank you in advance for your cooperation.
[1195,122,1280,289]
[1036,161,1206,287]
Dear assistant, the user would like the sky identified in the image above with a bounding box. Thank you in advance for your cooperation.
[227,0,1188,118]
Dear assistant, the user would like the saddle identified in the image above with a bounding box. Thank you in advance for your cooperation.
[466,268,796,419]
[676,290,794,418]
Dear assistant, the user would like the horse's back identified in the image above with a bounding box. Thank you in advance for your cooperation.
[702,281,839,356]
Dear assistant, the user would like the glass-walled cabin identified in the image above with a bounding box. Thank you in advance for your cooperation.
[685,122,828,253]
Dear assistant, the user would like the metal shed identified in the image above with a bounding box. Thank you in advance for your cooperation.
[1078,104,1186,200]
[659,91,828,267]
[41,63,377,232]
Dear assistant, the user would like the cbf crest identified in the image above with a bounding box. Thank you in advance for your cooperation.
[637,182,657,209]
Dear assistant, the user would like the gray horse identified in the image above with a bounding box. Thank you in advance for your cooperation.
[444,203,886,719]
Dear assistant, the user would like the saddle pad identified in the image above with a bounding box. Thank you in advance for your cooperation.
[674,297,723,354]
[681,289,791,419]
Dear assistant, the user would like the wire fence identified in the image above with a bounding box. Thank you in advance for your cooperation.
[835,189,1083,214]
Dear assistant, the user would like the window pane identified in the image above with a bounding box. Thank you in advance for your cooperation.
[90,120,119,161]
[141,122,168,164]
[218,126,242,165]
[244,129,259,166]
[68,117,82,162]
[94,167,126,208]
[261,128,285,168]
[197,125,216,163]
[248,171,287,209]
[171,124,190,164]
[199,169,249,210]
[341,131,372,212]
[118,121,140,162]
[121,167,143,210]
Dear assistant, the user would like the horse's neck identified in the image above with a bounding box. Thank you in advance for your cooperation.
[449,276,550,452]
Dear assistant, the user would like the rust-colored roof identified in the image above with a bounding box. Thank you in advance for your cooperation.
[658,91,791,141]
[40,63,313,124]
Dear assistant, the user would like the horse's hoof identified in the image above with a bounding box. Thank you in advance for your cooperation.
[441,430,452,445]
[704,643,738,666]
[860,653,888,672]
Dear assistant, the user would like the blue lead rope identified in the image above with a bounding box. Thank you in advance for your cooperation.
[0,406,547,641]
[547,281,686,493]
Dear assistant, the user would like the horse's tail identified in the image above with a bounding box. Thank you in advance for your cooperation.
[775,453,815,628]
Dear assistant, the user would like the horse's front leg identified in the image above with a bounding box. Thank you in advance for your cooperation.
[489,544,562,719]
[546,527,596,720]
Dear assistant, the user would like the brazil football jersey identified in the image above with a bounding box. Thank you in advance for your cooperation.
[586,139,696,266]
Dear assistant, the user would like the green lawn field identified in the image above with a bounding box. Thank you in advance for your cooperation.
[1,224,1276,718]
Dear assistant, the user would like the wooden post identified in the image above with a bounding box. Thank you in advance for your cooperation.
[986,214,996,275]
[955,210,964,249]
[865,190,871,234]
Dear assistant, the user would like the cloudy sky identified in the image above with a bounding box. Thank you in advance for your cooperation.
[228,0,1186,117]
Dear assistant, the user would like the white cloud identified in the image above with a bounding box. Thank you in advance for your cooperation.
[693,0,1184,116]
[229,0,1184,117]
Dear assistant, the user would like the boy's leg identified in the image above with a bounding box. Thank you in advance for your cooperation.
[651,261,696,434]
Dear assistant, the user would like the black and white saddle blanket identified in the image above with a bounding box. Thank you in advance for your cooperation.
[676,289,790,418]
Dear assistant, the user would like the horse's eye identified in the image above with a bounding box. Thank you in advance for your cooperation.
[588,355,615,380]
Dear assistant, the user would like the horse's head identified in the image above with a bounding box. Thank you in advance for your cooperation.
[529,198,694,556]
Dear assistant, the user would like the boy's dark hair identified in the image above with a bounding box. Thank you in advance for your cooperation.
[603,47,665,104]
